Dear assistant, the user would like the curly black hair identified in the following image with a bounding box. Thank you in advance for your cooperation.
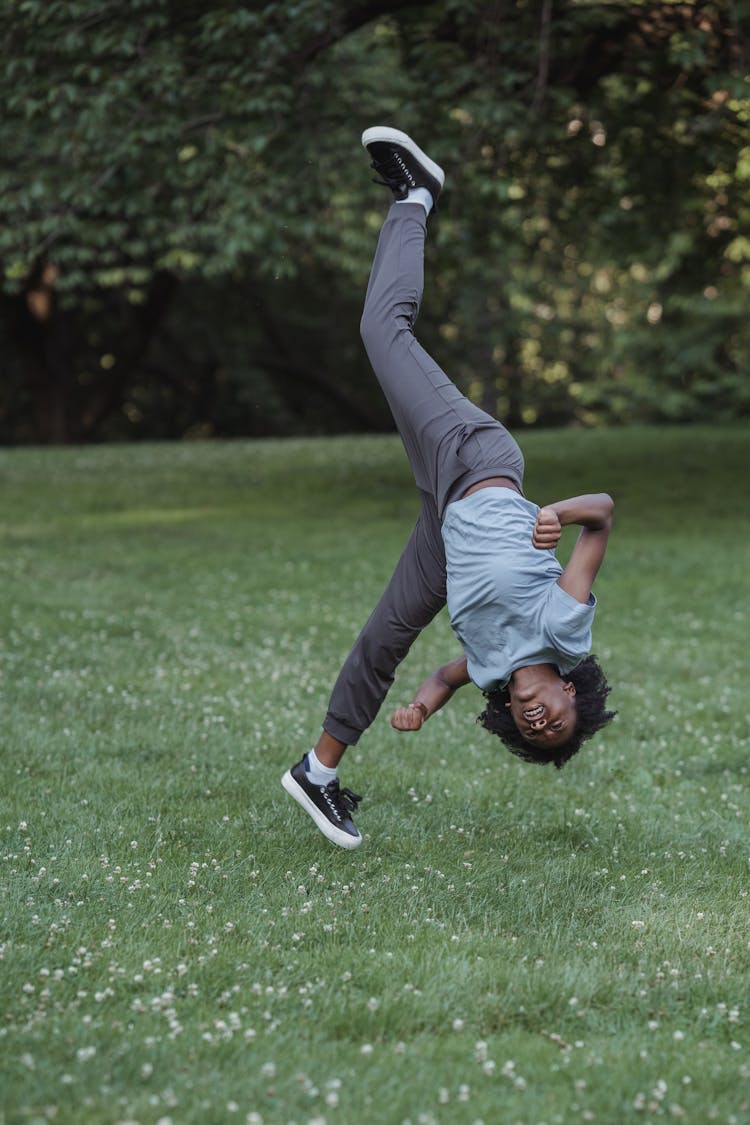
[477,655,616,770]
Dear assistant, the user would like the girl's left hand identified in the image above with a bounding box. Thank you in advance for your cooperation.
[391,704,426,731]
[533,506,562,550]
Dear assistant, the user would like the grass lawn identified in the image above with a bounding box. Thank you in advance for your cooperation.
[1,425,749,1125]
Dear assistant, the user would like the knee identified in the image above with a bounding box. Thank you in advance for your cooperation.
[360,302,406,358]
[359,308,373,346]
[359,305,382,353]
[359,310,385,366]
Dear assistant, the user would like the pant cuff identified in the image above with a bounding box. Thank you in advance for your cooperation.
[323,712,363,747]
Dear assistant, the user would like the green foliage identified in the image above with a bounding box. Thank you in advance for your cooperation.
[1,1,749,440]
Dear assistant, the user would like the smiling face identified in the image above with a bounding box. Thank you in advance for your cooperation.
[506,670,578,750]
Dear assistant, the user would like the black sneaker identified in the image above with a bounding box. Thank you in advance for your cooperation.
[281,755,363,849]
[361,126,445,207]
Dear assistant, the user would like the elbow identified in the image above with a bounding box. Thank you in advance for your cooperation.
[600,493,614,523]
[586,494,613,533]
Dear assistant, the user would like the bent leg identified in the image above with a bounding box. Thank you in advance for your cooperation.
[323,492,447,746]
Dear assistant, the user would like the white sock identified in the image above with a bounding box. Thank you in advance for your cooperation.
[395,186,433,215]
[305,747,338,786]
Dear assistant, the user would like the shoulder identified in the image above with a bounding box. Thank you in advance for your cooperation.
[545,582,596,655]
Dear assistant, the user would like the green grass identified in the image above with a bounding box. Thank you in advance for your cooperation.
[1,426,749,1125]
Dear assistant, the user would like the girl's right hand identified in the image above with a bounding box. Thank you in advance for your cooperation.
[533,506,562,550]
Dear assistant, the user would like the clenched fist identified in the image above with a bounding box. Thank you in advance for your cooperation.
[532,506,562,550]
[391,702,427,731]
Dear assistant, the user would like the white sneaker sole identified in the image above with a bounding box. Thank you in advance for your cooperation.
[281,770,363,850]
[361,126,445,189]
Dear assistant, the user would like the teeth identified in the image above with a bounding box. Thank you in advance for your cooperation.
[524,706,544,719]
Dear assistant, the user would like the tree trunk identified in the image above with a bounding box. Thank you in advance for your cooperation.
[13,263,77,444]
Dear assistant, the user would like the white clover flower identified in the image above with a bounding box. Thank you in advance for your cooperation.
[652,1078,668,1100]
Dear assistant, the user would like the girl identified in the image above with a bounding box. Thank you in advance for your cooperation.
[283,127,615,848]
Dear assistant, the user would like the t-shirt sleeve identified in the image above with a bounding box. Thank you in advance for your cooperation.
[545,582,597,667]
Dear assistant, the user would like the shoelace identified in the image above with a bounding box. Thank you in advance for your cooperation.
[369,155,409,192]
[327,780,362,816]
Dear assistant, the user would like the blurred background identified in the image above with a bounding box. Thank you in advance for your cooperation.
[1,0,748,446]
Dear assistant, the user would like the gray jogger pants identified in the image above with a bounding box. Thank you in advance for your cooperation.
[323,202,525,746]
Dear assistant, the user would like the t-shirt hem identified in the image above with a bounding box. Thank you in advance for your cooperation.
[441,470,525,520]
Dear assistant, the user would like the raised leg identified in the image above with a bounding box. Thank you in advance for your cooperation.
[360,202,523,517]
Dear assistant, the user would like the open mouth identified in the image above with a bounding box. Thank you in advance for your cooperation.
[523,705,545,720]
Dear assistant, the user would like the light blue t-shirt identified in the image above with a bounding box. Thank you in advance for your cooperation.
[441,489,596,692]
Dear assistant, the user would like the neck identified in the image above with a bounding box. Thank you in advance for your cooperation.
[509,663,560,697]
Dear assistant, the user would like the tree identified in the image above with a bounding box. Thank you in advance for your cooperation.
[1,0,749,442]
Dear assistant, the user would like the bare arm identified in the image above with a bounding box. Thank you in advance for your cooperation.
[391,655,470,732]
[533,493,614,604]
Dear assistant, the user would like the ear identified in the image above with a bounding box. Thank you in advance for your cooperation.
[504,700,511,709]
[562,680,577,698]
